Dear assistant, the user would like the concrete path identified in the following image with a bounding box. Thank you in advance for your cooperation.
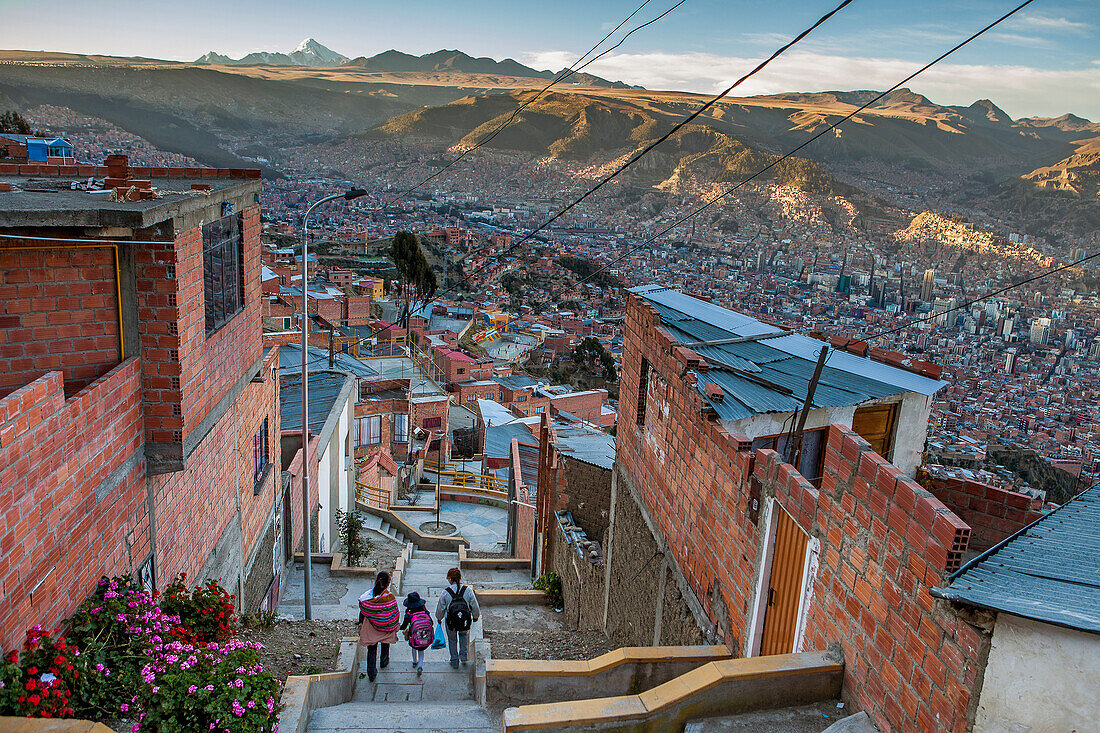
[394,500,509,552]
[306,547,497,732]
[277,561,374,622]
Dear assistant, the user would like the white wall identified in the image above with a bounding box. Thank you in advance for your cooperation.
[721,390,932,477]
[975,613,1100,733]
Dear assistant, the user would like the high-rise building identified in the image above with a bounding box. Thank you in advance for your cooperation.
[1030,318,1051,345]
[1005,348,1018,374]
[933,297,956,327]
[921,268,935,301]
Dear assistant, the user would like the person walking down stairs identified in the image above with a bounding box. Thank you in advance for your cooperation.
[435,567,480,669]
[400,591,434,678]
[357,571,399,682]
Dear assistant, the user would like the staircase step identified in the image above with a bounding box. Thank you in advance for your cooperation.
[307,701,494,732]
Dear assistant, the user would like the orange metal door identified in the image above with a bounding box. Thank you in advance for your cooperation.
[760,506,809,655]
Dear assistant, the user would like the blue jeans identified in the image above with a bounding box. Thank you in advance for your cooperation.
[445,626,468,664]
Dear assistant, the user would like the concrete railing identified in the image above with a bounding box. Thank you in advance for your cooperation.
[487,645,730,709]
[277,639,360,733]
[357,502,472,551]
[476,589,550,606]
[459,544,530,571]
[502,651,843,732]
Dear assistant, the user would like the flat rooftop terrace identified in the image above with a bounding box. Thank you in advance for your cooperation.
[0,168,261,228]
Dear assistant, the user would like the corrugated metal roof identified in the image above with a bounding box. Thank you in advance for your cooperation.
[630,285,946,420]
[554,422,615,470]
[279,343,379,378]
[281,372,349,434]
[933,485,1100,634]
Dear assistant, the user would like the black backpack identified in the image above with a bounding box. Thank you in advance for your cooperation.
[445,586,472,631]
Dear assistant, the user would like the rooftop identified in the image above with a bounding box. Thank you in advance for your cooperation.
[631,285,946,422]
[280,372,352,434]
[0,167,261,228]
[933,484,1100,634]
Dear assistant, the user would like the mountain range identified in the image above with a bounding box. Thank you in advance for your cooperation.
[193,40,634,88]
[0,47,1094,234]
[195,38,350,67]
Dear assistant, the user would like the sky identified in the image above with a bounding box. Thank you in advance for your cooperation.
[0,0,1097,119]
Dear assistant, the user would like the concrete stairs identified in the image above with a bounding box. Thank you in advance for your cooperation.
[360,511,408,545]
[306,547,496,732]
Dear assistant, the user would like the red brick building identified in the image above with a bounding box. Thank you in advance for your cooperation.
[538,285,1004,733]
[0,162,283,650]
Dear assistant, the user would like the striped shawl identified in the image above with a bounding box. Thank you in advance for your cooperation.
[360,591,400,632]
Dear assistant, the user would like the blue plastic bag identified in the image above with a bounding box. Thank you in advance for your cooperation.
[431,621,447,650]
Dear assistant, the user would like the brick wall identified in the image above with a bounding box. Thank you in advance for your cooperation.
[538,451,612,546]
[0,360,148,650]
[0,244,122,399]
[615,290,987,733]
[178,205,263,440]
[284,434,321,554]
[549,390,607,425]
[928,477,1043,551]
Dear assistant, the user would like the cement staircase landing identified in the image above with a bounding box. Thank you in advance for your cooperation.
[306,547,496,732]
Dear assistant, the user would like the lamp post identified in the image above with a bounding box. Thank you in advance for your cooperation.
[300,188,367,620]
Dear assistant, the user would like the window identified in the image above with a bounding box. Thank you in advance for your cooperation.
[202,213,245,336]
[499,392,504,401]
[535,406,544,414]
[516,394,527,402]
[423,416,442,429]
[393,413,409,443]
[457,367,465,375]
[355,415,382,446]
[637,358,650,425]
[252,417,269,485]
[467,394,476,402]
[752,428,826,486]
[282,317,292,329]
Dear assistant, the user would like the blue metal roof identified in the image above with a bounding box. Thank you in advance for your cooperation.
[279,343,378,378]
[630,284,945,420]
[933,485,1100,634]
[280,372,349,434]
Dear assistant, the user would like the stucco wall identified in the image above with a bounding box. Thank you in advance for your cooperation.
[721,391,930,478]
[975,614,1100,733]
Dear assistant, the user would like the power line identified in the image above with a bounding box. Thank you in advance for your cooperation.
[377,0,682,206]
[299,0,854,365]
[554,0,1038,302]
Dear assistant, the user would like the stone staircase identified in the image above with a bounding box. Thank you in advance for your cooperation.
[361,511,409,546]
[306,546,496,732]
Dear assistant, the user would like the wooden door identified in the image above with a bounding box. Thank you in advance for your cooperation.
[852,403,898,458]
[760,506,809,655]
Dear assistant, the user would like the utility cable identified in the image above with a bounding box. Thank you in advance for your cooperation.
[377,0,681,206]
[298,0,855,366]
[553,0,1038,301]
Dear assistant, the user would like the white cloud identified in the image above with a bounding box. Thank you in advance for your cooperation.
[1008,13,1092,33]
[521,49,1100,120]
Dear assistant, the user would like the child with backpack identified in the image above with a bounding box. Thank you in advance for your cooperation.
[435,567,480,669]
[400,591,434,677]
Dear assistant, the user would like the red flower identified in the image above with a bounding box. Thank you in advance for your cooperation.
[28,694,40,706]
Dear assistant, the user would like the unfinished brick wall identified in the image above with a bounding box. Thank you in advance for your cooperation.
[756,430,985,733]
[547,523,605,632]
[237,348,281,580]
[0,244,122,399]
[177,205,263,440]
[284,434,322,554]
[0,360,148,651]
[549,390,606,424]
[538,447,612,546]
[928,477,1043,551]
[615,290,987,733]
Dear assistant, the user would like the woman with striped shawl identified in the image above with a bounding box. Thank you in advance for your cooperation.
[358,570,400,681]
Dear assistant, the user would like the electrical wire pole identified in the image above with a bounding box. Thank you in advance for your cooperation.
[300,188,367,620]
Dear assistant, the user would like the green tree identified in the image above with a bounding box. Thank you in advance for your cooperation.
[0,111,32,135]
[572,337,617,382]
[390,231,438,328]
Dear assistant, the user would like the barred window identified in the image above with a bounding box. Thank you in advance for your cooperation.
[202,213,245,336]
[253,417,269,485]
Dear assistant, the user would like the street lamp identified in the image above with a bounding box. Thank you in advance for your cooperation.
[300,188,367,620]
